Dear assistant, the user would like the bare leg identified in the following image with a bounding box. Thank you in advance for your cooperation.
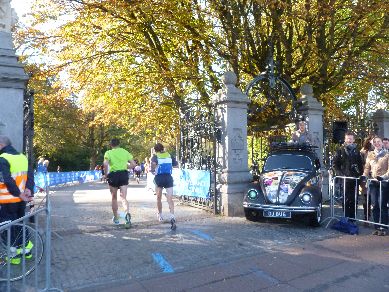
[119,185,129,213]
[110,186,119,218]
[156,186,163,214]
[165,187,176,230]
[165,187,174,217]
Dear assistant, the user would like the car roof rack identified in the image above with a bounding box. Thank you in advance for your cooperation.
[270,142,318,152]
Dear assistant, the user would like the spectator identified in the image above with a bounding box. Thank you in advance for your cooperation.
[383,137,389,151]
[140,162,145,177]
[42,160,49,173]
[360,135,374,221]
[362,136,389,236]
[36,157,45,172]
[36,158,49,192]
[144,157,150,174]
[333,131,363,220]
[145,157,155,194]
[292,121,312,144]
[0,135,34,264]
[134,163,142,184]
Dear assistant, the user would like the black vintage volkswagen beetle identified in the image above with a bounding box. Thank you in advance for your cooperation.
[243,143,322,226]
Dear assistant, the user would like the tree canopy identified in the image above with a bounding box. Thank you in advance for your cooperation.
[15,0,388,168]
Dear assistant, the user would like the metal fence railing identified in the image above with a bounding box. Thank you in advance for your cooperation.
[325,175,389,230]
[0,185,61,292]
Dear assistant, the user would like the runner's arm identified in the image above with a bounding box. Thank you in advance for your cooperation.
[103,159,109,176]
[150,155,158,173]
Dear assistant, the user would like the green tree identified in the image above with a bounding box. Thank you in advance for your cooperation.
[15,0,388,165]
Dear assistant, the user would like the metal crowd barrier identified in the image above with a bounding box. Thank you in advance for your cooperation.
[325,175,389,229]
[0,185,62,292]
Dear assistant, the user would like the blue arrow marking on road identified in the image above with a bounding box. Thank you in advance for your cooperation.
[191,230,213,241]
[152,253,175,273]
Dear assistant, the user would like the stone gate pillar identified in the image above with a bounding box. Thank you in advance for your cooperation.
[212,72,251,216]
[297,84,328,198]
[372,110,389,139]
[298,84,324,162]
[0,2,29,152]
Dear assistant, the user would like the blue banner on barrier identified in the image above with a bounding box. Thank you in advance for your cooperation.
[34,169,209,199]
[172,169,210,199]
[34,170,102,190]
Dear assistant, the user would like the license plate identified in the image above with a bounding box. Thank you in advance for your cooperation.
[263,210,291,218]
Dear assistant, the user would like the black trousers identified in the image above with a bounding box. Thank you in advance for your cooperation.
[336,177,359,219]
[369,181,389,230]
[0,201,27,247]
[360,181,372,220]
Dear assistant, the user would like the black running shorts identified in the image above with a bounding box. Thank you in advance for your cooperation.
[154,173,173,189]
[107,170,129,188]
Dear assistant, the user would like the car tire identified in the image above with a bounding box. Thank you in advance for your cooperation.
[244,209,261,222]
[308,203,322,227]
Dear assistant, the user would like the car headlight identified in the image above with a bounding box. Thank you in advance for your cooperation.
[247,189,258,200]
[300,192,312,204]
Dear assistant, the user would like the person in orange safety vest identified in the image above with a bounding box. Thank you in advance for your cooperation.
[0,135,35,264]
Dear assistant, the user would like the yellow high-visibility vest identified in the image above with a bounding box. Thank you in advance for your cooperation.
[0,153,28,203]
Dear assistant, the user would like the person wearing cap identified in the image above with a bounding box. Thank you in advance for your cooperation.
[103,138,135,228]
[0,135,35,264]
[150,143,178,230]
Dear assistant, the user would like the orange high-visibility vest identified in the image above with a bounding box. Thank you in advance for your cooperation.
[0,153,28,203]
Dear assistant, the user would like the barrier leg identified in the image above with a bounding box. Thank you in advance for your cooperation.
[322,176,340,228]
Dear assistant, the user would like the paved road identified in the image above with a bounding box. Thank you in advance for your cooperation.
[9,177,389,291]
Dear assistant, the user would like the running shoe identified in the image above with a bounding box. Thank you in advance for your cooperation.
[170,218,177,230]
[5,247,20,265]
[157,214,164,222]
[17,241,34,259]
[112,216,120,225]
[125,213,131,229]
[7,255,21,265]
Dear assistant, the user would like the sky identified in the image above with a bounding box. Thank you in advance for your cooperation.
[11,0,33,23]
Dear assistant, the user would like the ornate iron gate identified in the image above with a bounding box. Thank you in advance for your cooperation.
[178,102,221,214]
[245,52,299,179]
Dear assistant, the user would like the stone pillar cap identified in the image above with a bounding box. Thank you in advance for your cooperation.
[372,109,389,118]
[300,83,313,95]
[223,71,238,86]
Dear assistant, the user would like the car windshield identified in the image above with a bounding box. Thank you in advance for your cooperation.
[263,154,313,171]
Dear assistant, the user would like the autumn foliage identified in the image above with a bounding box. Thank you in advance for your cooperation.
[14,0,388,169]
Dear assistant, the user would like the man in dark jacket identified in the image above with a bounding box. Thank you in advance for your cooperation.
[0,135,34,264]
[333,132,363,220]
